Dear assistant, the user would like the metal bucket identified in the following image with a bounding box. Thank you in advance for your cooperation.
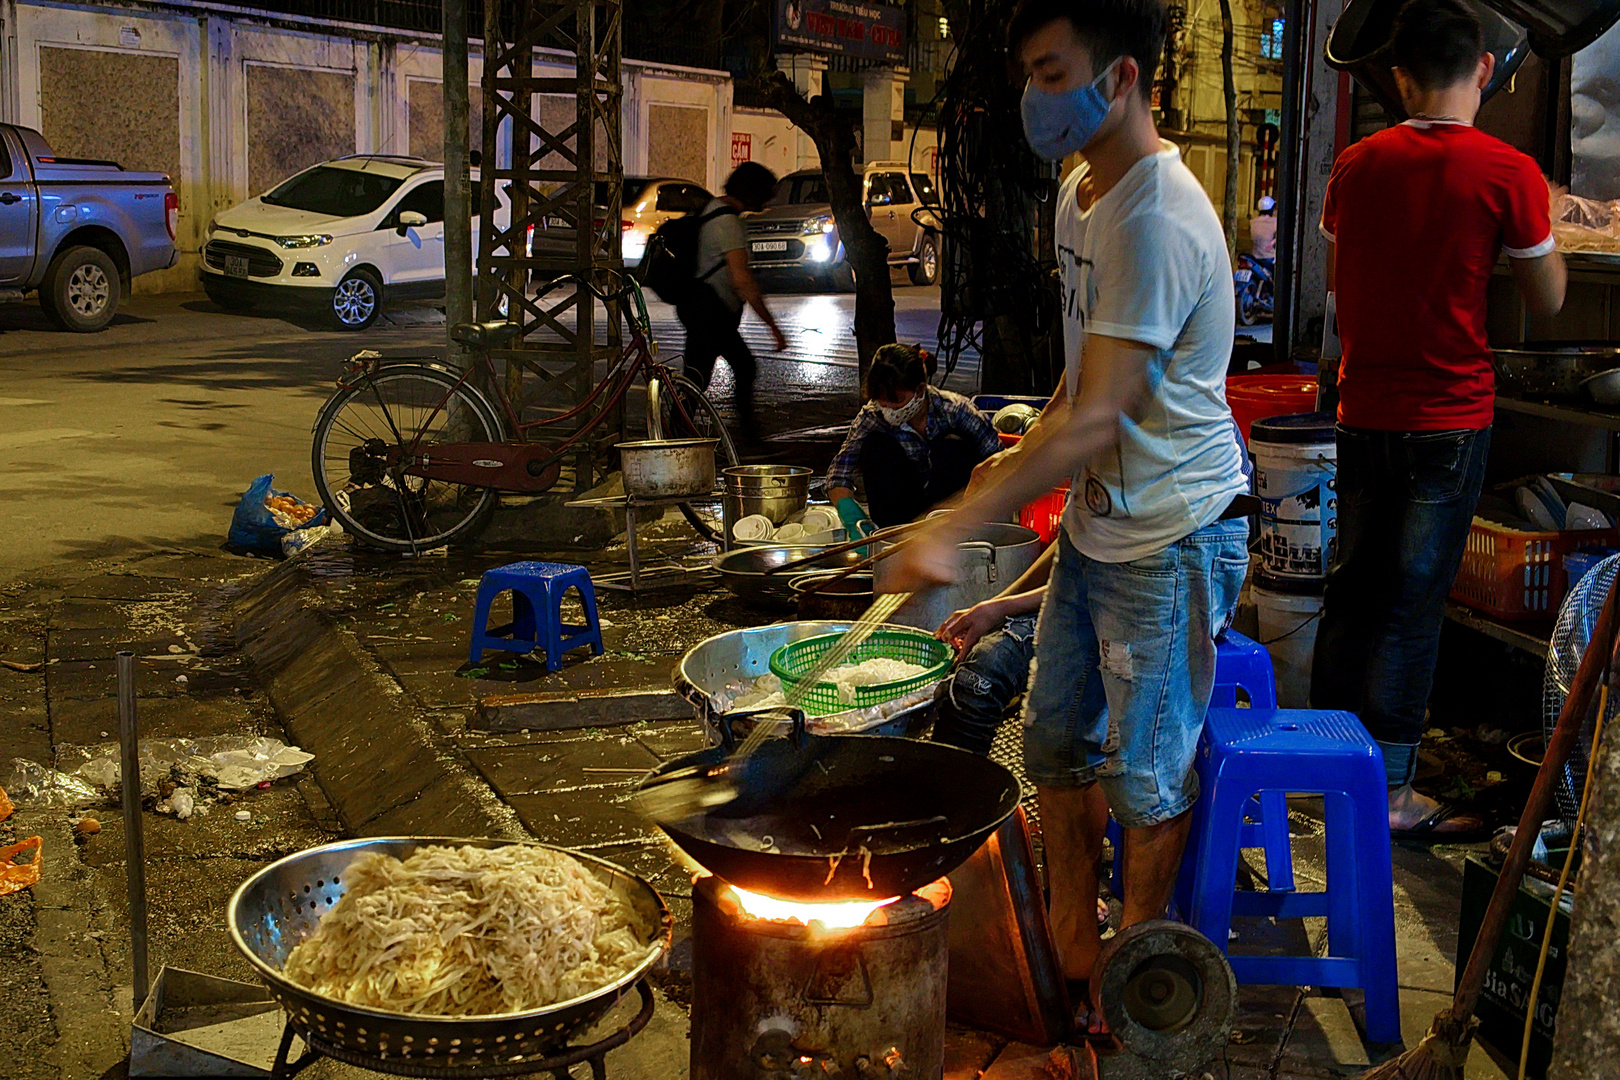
[1326,0,1528,119]
[617,439,717,498]
[722,465,812,536]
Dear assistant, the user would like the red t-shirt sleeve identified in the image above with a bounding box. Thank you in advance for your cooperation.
[1501,154,1554,259]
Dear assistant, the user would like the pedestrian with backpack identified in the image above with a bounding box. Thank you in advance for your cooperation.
[669,162,786,440]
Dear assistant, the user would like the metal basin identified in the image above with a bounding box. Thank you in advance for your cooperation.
[712,543,865,607]
[616,438,716,498]
[790,570,874,621]
[1327,0,1528,118]
[228,837,672,1063]
[1493,344,1620,399]
[673,620,936,738]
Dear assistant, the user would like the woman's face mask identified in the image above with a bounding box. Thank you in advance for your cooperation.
[1020,57,1122,161]
[880,389,928,427]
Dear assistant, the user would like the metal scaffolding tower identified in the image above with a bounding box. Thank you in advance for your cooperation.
[477,0,624,488]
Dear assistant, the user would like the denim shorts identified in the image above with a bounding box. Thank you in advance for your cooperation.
[1021,519,1249,827]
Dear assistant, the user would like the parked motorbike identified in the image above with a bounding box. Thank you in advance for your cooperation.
[1234,254,1275,326]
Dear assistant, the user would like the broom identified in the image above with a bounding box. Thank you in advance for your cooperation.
[1354,575,1620,1079]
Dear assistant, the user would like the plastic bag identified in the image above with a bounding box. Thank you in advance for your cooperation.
[1554,193,1620,254]
[227,475,327,555]
[55,736,314,795]
[0,836,42,897]
[281,521,344,557]
[3,759,102,808]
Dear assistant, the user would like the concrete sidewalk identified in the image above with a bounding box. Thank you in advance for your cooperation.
[0,532,1515,1079]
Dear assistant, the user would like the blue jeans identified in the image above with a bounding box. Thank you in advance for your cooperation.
[1022,521,1249,827]
[1309,425,1491,787]
[932,615,1037,754]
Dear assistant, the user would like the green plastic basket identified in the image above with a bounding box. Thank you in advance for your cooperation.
[768,628,952,716]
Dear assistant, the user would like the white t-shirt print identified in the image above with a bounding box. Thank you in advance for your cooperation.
[1056,142,1248,563]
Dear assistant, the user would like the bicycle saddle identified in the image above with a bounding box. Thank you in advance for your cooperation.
[451,321,524,348]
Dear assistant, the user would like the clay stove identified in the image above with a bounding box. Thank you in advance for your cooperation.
[690,874,953,1080]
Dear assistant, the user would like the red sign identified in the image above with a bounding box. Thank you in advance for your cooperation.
[731,132,752,169]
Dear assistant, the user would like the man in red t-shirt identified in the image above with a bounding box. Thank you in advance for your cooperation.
[1310,0,1566,841]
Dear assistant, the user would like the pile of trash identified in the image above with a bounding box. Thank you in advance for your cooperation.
[4,736,313,820]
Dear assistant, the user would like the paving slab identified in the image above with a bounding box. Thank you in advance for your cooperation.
[462,738,660,797]
[49,690,265,747]
[508,789,662,849]
[943,1025,1003,1079]
[474,686,691,731]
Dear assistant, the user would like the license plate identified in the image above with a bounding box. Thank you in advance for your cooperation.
[752,240,789,253]
[545,216,567,228]
[1234,269,1253,283]
[225,255,250,278]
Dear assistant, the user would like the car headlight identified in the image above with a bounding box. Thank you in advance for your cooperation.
[802,215,835,235]
[206,220,218,237]
[276,234,333,249]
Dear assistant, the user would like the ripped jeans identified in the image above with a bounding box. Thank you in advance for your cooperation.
[1021,523,1249,827]
[932,615,1038,754]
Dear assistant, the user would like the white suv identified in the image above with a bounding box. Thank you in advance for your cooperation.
[200,156,501,330]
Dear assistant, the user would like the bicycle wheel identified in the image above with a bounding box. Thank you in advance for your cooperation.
[647,373,739,544]
[312,365,504,552]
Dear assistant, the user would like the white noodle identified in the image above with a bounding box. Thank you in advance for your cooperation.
[282,844,659,1016]
[733,657,932,711]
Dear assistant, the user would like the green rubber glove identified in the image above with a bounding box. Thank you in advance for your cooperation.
[835,497,874,539]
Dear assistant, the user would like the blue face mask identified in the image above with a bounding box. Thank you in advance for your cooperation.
[1020,59,1121,161]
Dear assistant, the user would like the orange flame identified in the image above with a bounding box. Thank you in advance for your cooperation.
[727,884,900,928]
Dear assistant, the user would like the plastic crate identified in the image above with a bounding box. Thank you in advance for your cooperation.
[1449,517,1618,620]
[1020,486,1069,544]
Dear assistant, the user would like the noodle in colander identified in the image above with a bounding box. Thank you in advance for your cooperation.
[282,844,659,1016]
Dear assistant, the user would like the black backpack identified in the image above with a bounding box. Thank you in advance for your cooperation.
[642,205,738,304]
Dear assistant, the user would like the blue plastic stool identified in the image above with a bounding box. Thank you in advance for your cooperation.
[468,561,604,671]
[1190,707,1400,1045]
[1108,630,1290,898]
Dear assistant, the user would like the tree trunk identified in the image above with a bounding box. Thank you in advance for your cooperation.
[753,69,896,385]
[1551,684,1620,1071]
[1218,0,1241,255]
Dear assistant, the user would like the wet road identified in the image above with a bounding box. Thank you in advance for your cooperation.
[0,283,971,584]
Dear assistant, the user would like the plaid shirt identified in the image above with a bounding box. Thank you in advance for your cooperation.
[826,387,1002,494]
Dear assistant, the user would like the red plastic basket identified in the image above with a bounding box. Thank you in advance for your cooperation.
[1450,518,1618,620]
[994,430,1068,543]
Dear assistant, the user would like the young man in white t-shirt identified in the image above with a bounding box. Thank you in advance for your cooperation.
[886,0,1249,1007]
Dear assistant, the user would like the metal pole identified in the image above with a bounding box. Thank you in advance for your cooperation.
[1272,0,1311,364]
[443,0,473,365]
[117,650,149,1005]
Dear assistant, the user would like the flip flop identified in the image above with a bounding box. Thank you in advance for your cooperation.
[1064,980,1121,1051]
[1391,802,1490,845]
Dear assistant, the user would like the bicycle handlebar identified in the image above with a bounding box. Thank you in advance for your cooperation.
[534,272,630,303]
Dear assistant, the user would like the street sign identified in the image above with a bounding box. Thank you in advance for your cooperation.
[731,132,752,169]
[776,0,907,65]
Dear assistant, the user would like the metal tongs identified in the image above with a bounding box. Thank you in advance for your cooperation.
[633,590,912,822]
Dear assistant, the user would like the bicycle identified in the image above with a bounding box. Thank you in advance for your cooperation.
[310,272,739,554]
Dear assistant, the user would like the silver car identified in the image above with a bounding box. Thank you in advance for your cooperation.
[744,163,942,291]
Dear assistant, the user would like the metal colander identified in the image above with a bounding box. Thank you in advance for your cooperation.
[227,837,672,1066]
[769,627,952,715]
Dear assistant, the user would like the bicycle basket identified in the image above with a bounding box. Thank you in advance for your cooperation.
[768,628,952,715]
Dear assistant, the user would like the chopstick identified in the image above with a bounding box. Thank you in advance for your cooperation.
[764,518,935,575]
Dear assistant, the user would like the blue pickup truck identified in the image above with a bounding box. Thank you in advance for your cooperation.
[0,123,177,331]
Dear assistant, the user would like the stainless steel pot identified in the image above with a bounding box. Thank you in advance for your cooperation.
[617,438,717,498]
[874,522,1044,632]
[722,465,812,533]
[789,570,875,621]
[1493,344,1620,399]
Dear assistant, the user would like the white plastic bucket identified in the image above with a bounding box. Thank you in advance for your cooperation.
[1253,581,1323,708]
[1251,412,1337,584]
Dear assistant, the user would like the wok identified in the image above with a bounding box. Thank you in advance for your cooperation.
[640,710,1021,901]
[712,543,866,606]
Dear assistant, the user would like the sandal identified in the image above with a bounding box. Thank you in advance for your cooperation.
[1391,801,1489,845]
[1064,980,1121,1051]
